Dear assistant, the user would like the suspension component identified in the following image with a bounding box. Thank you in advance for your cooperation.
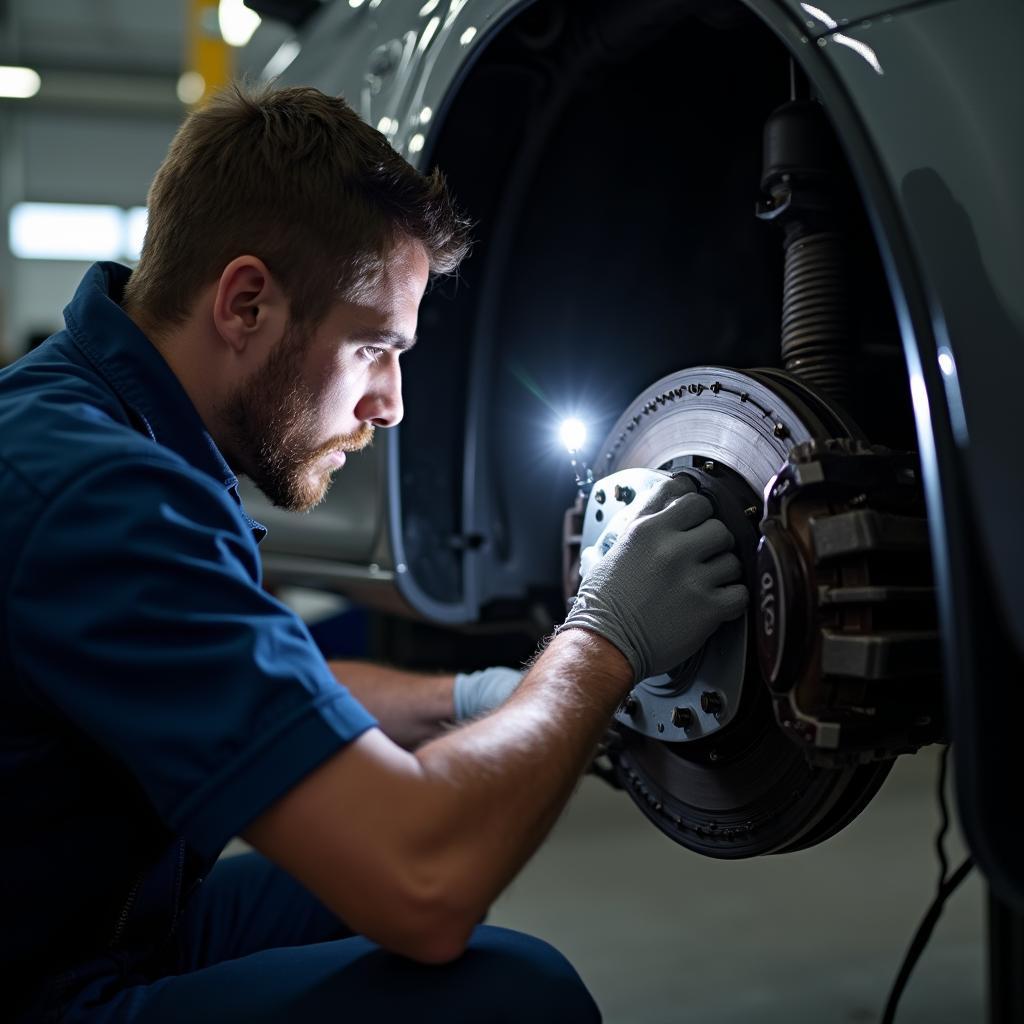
[757,100,850,407]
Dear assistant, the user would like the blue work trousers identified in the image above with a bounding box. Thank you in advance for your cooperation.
[61,852,602,1023]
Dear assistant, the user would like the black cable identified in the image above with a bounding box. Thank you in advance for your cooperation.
[880,745,974,1024]
[880,857,974,1024]
[934,744,951,888]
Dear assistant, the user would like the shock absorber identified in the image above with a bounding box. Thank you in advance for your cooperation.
[757,98,850,407]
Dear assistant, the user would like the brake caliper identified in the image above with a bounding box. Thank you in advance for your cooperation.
[757,438,943,765]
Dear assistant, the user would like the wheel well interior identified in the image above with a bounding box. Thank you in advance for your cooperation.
[398,0,913,622]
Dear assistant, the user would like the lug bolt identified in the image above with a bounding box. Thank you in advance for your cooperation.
[774,422,789,439]
[671,706,694,729]
[702,460,715,474]
[700,691,724,716]
[613,484,636,504]
[594,489,606,504]
[622,694,639,715]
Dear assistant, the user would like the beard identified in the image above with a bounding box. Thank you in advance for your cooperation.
[219,322,374,513]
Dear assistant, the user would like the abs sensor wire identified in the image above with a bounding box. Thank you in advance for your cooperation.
[880,745,975,1024]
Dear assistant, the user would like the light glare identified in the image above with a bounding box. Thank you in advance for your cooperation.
[418,15,440,52]
[125,207,148,262]
[218,0,261,47]
[177,71,206,105]
[559,418,587,453]
[0,65,41,99]
[262,40,300,80]
[10,203,124,261]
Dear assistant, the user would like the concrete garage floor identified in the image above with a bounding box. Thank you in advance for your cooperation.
[488,745,985,1024]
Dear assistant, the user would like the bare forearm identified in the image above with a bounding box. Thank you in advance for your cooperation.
[412,628,632,921]
[244,629,633,963]
[329,660,455,749]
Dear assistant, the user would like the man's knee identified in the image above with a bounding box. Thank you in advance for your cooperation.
[462,926,601,1023]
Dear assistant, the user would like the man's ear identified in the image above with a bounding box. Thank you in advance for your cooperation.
[212,255,289,355]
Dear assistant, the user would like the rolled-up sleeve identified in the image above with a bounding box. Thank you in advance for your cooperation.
[9,454,377,858]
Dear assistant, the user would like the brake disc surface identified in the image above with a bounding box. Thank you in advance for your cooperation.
[590,366,890,858]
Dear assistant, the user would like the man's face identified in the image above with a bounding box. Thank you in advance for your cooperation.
[221,239,430,512]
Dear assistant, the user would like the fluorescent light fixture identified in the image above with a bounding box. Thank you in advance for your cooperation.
[10,203,124,261]
[0,65,41,99]
[408,133,425,154]
[460,26,477,46]
[125,207,148,262]
[262,39,300,80]
[218,0,261,47]
[559,418,587,453]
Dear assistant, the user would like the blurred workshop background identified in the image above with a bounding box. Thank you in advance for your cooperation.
[0,3,987,1021]
[0,0,290,365]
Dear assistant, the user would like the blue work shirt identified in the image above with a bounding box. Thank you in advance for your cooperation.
[0,263,377,1012]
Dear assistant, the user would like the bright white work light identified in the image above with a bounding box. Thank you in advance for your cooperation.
[0,66,40,99]
[218,0,261,47]
[559,418,587,453]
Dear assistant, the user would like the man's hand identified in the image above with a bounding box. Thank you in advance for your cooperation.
[559,474,748,680]
[328,661,455,749]
[453,666,524,721]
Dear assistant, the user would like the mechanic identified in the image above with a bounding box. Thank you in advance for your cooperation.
[0,84,747,1023]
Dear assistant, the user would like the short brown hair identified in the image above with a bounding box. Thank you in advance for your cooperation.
[123,82,470,332]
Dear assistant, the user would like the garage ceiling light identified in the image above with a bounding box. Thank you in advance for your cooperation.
[125,207,148,262]
[0,66,41,99]
[10,203,125,261]
[219,0,262,47]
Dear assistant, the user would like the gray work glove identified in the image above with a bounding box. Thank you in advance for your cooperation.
[558,474,748,681]
[453,666,525,721]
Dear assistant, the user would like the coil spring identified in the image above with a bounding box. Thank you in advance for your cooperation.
[781,231,849,405]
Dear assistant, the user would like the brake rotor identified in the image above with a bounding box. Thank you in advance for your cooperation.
[587,366,891,859]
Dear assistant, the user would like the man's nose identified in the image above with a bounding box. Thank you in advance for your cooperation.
[356,356,403,428]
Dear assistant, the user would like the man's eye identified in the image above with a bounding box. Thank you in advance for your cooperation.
[362,346,386,363]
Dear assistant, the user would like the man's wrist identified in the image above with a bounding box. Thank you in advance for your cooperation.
[549,626,635,698]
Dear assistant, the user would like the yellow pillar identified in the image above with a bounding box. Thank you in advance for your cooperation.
[184,0,234,107]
